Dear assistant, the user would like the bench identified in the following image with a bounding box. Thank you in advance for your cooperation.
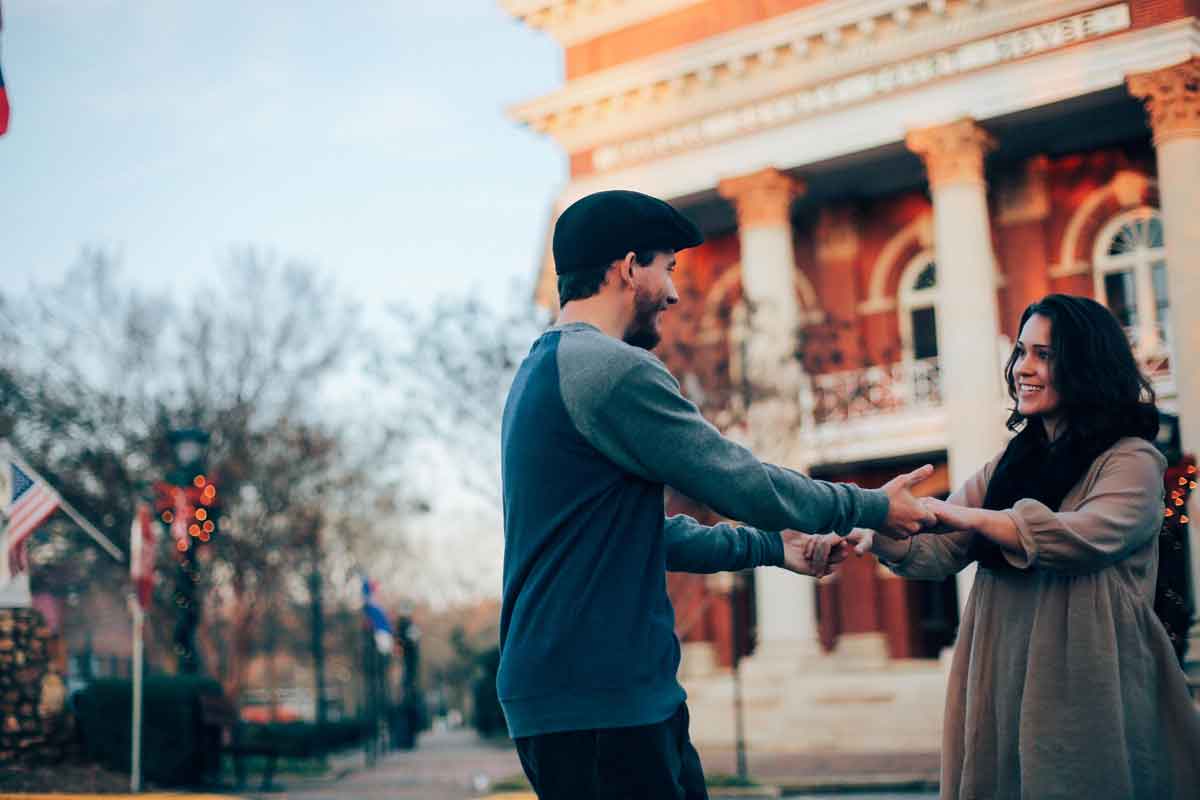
[198,692,281,791]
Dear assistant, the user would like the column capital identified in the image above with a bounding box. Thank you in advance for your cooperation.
[905,118,996,189]
[815,207,860,263]
[1128,57,1200,145]
[718,167,804,228]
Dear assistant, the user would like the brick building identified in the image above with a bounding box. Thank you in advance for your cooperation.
[503,0,1199,752]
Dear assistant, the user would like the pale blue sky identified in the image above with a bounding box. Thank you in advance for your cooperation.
[0,0,564,309]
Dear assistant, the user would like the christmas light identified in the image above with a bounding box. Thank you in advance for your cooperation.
[193,475,207,488]
[195,508,207,521]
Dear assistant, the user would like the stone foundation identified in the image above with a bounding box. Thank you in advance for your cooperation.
[0,608,70,765]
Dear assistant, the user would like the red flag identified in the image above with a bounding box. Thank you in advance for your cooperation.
[130,502,157,609]
[0,2,10,135]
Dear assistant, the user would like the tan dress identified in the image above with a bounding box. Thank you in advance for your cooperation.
[888,437,1200,800]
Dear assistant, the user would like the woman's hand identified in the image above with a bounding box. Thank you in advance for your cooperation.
[922,498,981,532]
[924,498,1023,554]
[781,531,847,577]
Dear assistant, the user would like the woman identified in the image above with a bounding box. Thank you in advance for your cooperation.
[848,294,1200,799]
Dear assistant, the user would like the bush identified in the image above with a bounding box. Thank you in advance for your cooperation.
[73,676,224,787]
[471,646,506,737]
[238,719,369,758]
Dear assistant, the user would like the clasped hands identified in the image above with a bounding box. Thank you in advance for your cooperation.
[782,464,965,577]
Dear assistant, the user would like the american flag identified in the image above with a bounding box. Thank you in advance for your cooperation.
[3,461,60,575]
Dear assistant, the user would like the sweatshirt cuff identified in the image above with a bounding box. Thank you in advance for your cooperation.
[762,530,786,568]
[855,488,890,533]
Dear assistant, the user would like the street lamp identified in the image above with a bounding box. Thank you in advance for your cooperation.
[166,428,211,674]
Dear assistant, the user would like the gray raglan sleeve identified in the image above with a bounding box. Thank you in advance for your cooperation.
[664,515,785,574]
[562,350,889,535]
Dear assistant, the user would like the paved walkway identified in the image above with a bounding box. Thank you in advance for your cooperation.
[240,728,939,799]
[243,728,523,800]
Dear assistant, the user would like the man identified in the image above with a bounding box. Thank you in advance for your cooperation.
[499,190,934,799]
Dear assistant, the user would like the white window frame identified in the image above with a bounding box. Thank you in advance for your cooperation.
[1091,206,1168,358]
[897,250,938,364]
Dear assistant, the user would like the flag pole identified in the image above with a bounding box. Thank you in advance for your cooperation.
[129,594,144,793]
[1,441,124,562]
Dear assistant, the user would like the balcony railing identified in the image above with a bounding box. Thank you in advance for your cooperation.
[805,358,942,425]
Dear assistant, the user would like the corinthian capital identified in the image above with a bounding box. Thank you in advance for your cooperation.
[718,167,804,229]
[906,118,996,189]
[1128,57,1200,145]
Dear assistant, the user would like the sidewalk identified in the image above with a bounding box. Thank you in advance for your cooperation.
[699,746,940,793]
[240,728,522,800]
[236,730,938,800]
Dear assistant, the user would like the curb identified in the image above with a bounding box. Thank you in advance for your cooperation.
[0,796,239,800]
[777,773,940,794]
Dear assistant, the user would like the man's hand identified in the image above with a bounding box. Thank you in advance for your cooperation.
[878,464,938,540]
[781,530,847,577]
[845,528,911,562]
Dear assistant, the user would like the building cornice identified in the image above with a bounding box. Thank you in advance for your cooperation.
[510,0,1112,152]
[556,17,1199,205]
[500,0,705,46]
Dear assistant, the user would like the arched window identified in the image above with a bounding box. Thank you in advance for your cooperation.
[1092,207,1169,356]
[898,251,938,362]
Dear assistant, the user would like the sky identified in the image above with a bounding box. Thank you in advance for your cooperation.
[0,0,564,311]
[0,1,566,604]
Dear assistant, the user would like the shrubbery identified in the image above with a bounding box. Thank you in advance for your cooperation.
[74,676,224,786]
[74,678,370,787]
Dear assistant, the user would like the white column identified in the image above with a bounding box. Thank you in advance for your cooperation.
[718,168,821,667]
[718,168,805,405]
[907,119,1007,614]
[1129,58,1200,664]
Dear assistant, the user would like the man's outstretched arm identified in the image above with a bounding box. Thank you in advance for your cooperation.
[665,515,846,576]
[562,351,933,538]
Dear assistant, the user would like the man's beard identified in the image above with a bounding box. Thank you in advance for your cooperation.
[623,288,665,350]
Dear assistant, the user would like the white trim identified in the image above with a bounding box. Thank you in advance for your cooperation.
[512,0,936,124]
[861,213,932,314]
[518,0,1131,151]
[897,250,939,362]
[698,262,824,338]
[1090,206,1168,356]
[1051,172,1155,276]
[502,0,707,46]
[555,20,1200,205]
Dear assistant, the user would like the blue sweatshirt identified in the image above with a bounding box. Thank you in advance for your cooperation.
[498,323,889,738]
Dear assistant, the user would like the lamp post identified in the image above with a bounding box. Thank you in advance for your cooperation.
[166,428,211,675]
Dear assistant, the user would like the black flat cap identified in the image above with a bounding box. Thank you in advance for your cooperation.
[552,190,703,275]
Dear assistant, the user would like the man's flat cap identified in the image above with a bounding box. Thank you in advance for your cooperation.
[552,190,703,275]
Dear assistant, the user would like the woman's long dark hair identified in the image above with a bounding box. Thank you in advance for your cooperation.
[1002,294,1159,445]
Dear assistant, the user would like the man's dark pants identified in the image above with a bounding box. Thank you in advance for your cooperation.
[514,703,708,799]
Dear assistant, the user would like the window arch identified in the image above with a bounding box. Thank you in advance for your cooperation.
[897,250,939,362]
[1091,207,1168,356]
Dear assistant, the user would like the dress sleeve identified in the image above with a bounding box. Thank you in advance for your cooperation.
[999,441,1166,573]
[884,453,999,580]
